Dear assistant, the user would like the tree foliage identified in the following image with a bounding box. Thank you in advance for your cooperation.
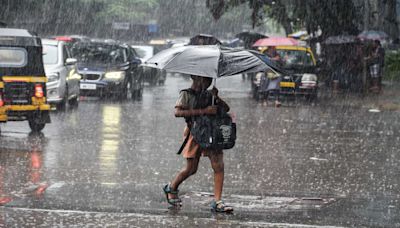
[206,0,362,39]
[92,0,159,23]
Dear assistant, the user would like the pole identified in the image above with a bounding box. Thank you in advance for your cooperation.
[212,78,216,105]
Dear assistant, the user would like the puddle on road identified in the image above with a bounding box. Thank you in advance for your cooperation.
[181,191,337,212]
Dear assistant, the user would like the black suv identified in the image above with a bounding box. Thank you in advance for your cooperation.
[72,41,143,99]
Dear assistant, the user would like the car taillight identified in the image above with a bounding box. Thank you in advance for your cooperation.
[0,92,3,107]
[35,84,44,98]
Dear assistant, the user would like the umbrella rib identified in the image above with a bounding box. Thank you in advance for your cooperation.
[161,49,189,69]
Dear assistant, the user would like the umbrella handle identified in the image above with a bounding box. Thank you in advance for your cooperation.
[212,78,216,106]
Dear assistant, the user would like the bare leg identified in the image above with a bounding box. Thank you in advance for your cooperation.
[209,152,224,201]
[169,156,200,199]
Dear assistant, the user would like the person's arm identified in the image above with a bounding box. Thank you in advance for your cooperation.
[215,97,230,112]
[175,106,217,117]
[211,87,230,112]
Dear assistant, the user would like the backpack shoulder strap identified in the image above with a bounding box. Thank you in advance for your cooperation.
[180,88,196,94]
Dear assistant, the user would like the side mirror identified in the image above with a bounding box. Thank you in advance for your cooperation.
[316,59,323,67]
[130,57,142,65]
[65,58,77,66]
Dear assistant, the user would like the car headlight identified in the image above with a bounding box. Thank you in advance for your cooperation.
[47,73,60,82]
[104,71,125,80]
[301,73,317,82]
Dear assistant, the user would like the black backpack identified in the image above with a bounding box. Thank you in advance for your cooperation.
[178,88,236,151]
[191,110,236,150]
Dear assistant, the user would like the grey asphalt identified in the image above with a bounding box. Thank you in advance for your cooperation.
[0,75,399,227]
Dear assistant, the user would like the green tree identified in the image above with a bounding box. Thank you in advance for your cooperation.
[206,0,361,39]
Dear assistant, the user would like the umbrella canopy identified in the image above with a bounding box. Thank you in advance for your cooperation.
[288,30,310,40]
[235,31,267,48]
[144,45,282,78]
[358,30,389,41]
[323,35,357,45]
[188,34,222,45]
[253,37,299,47]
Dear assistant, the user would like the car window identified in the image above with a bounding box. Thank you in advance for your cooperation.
[277,50,314,67]
[132,46,154,61]
[42,44,58,65]
[63,46,69,61]
[0,47,28,67]
[72,43,127,65]
[133,47,146,58]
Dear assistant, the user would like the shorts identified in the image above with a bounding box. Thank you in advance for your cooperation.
[181,126,223,159]
[369,64,381,78]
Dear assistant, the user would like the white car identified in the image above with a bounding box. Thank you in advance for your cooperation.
[132,45,166,85]
[42,39,81,110]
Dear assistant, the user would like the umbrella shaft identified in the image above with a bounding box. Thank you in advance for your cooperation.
[212,79,216,106]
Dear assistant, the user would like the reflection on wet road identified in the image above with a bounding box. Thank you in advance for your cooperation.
[0,75,399,227]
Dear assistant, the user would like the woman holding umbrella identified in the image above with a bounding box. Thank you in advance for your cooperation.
[260,46,282,107]
[163,75,234,213]
[144,45,283,211]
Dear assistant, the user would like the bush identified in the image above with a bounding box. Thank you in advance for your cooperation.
[384,50,400,81]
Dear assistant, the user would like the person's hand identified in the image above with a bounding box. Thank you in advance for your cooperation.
[211,87,219,97]
[204,106,217,115]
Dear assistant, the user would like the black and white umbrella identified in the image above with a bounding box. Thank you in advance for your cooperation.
[144,45,282,79]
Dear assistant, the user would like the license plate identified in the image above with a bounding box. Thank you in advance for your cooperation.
[80,83,96,90]
[280,82,295,88]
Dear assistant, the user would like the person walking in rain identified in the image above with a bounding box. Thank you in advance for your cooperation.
[367,40,385,93]
[163,75,233,213]
[261,46,282,107]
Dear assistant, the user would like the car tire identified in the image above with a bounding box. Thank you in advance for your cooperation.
[306,91,318,102]
[120,81,130,100]
[28,120,45,132]
[133,88,143,100]
[56,97,67,111]
[68,96,79,108]
[252,87,260,100]
[56,87,68,111]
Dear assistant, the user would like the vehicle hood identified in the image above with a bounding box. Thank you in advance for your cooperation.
[283,65,316,75]
[76,63,121,74]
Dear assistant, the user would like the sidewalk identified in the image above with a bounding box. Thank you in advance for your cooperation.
[318,80,400,112]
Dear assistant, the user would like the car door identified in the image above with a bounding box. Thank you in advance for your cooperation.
[127,47,142,91]
[63,45,80,98]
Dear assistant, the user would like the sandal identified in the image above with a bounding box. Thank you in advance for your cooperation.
[211,200,234,213]
[162,184,182,206]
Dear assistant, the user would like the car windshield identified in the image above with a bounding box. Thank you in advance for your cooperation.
[42,44,58,65]
[71,43,127,65]
[277,49,314,68]
[0,47,27,67]
[132,46,153,61]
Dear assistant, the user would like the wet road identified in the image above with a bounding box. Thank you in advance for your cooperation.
[0,75,399,227]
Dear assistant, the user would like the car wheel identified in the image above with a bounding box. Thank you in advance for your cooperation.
[126,80,133,100]
[68,96,79,108]
[28,120,46,132]
[133,88,143,100]
[306,91,318,102]
[119,81,129,100]
[56,94,67,111]
[252,87,260,100]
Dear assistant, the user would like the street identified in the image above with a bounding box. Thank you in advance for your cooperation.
[0,75,399,227]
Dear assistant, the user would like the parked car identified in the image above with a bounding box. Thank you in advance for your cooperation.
[131,45,166,85]
[42,39,81,110]
[252,45,318,100]
[0,28,51,132]
[71,41,143,99]
[51,35,91,46]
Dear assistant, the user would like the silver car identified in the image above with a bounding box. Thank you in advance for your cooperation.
[42,39,81,110]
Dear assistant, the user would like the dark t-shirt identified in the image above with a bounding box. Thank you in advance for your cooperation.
[175,89,212,110]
